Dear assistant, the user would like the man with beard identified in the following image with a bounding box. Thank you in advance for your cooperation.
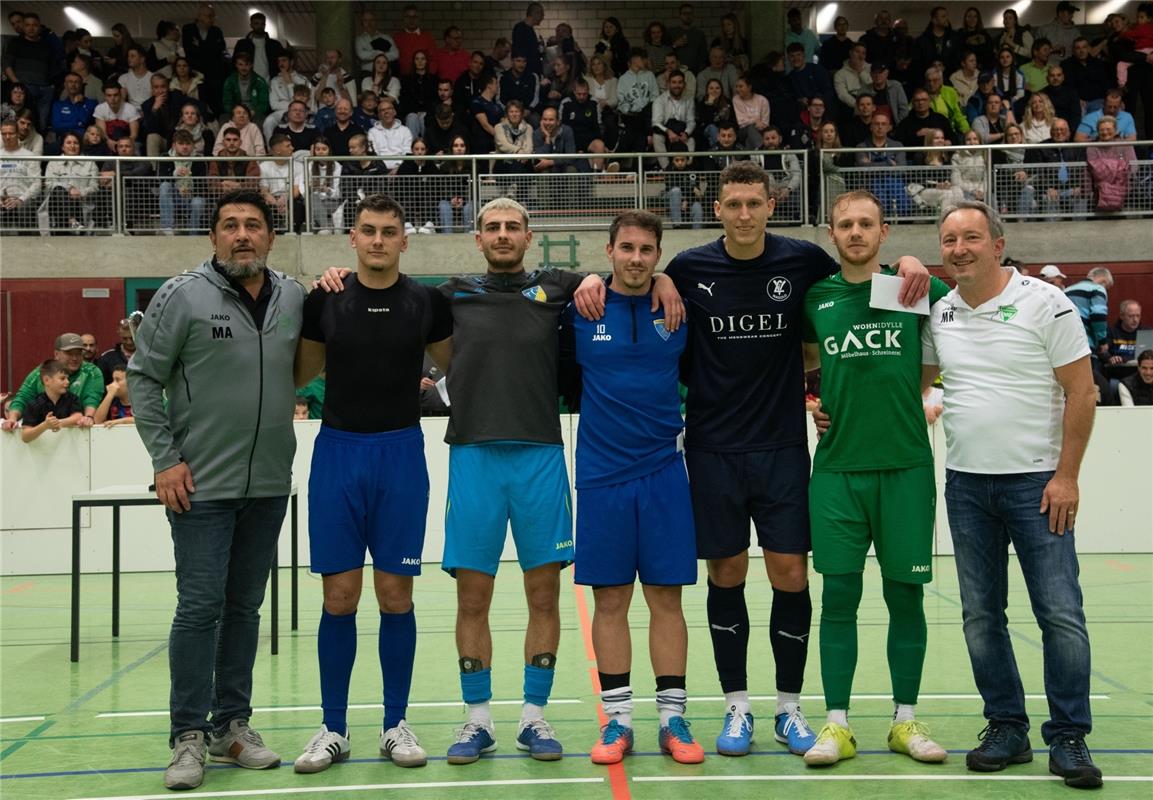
[128,189,306,791]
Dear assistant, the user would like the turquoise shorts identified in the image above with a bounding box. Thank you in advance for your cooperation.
[442,443,573,576]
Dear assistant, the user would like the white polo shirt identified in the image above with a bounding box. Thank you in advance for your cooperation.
[922,268,1089,474]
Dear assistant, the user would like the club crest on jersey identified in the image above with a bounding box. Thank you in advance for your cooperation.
[653,319,671,341]
[996,304,1018,322]
[766,277,792,301]
[522,285,548,303]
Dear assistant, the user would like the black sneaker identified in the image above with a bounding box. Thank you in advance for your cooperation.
[1049,732,1103,789]
[965,722,1033,772]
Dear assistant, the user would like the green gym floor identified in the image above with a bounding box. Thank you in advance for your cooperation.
[1,555,1150,799]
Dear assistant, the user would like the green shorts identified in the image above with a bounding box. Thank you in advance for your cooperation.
[809,464,936,583]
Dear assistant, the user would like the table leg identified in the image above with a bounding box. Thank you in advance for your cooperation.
[71,502,81,663]
[112,506,121,638]
[270,554,279,657]
[291,494,298,631]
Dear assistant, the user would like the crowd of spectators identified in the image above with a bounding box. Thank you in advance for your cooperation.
[2,2,1152,235]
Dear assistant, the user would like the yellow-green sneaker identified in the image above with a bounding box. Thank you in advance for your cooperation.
[802,723,856,766]
[889,720,948,763]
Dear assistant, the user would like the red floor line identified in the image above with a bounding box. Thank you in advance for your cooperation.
[1106,559,1134,572]
[5,581,34,594]
[572,582,631,800]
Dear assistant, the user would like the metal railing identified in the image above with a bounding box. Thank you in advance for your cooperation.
[820,139,1153,224]
[3,141,1149,236]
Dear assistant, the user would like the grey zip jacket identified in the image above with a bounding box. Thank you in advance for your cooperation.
[127,260,306,500]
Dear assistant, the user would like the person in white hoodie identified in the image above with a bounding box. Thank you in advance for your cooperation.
[0,119,40,229]
[366,96,412,172]
[43,130,98,231]
[950,129,988,202]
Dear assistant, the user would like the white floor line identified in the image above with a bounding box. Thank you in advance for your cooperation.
[69,777,604,800]
[96,699,583,719]
[686,694,1110,702]
[633,775,1153,783]
[0,715,46,723]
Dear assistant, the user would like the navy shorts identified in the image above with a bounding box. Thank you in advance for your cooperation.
[574,455,698,587]
[308,425,429,576]
[685,445,812,559]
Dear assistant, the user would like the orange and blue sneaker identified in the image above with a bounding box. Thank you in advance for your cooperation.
[660,717,705,764]
[590,719,634,765]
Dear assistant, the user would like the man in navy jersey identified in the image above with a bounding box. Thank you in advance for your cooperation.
[562,210,703,766]
[292,194,453,774]
[661,162,929,757]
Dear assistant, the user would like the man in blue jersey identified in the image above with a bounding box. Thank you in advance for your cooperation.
[601,162,929,758]
[562,210,703,766]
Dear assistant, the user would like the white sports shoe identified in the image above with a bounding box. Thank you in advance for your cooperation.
[381,719,428,767]
[419,221,435,234]
[293,725,351,774]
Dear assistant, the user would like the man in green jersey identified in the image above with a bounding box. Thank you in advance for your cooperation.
[799,191,950,767]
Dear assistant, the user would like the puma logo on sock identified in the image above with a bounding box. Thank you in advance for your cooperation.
[710,623,741,635]
[775,630,810,642]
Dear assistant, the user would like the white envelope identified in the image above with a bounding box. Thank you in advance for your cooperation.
[869,272,930,315]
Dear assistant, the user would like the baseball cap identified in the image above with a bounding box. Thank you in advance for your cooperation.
[1040,264,1068,279]
[870,62,889,73]
[55,332,85,351]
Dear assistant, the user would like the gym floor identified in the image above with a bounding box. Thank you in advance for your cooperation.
[1,555,1150,799]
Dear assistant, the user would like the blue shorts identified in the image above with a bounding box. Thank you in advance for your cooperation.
[685,445,812,559]
[443,443,573,576]
[308,425,429,576]
[574,455,698,587]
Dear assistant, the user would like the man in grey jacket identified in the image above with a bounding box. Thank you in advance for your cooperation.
[127,189,306,791]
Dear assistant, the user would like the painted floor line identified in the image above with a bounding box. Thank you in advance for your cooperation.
[9,749,1153,781]
[632,774,1153,783]
[0,716,45,723]
[96,699,584,718]
[687,694,1111,702]
[68,776,605,800]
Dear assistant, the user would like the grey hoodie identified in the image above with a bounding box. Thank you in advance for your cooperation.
[128,260,306,500]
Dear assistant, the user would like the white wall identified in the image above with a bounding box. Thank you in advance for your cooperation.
[1,409,1150,576]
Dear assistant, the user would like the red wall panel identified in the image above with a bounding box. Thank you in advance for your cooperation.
[0,279,126,392]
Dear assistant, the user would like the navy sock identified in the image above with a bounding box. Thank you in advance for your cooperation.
[770,585,812,694]
[318,608,357,734]
[707,580,750,693]
[380,607,416,731]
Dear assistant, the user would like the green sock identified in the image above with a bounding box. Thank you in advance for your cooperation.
[882,577,927,706]
[819,572,863,711]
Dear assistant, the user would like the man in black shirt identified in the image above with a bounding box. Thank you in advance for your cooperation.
[293,194,452,775]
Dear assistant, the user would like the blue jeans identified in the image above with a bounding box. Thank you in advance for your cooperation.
[159,182,206,232]
[168,496,288,744]
[438,199,474,233]
[944,470,1092,744]
[667,187,703,228]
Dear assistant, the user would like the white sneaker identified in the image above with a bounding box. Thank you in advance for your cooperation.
[293,725,351,774]
[404,222,417,235]
[381,719,427,767]
[420,221,435,234]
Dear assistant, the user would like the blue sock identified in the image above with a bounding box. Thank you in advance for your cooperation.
[523,664,555,707]
[461,667,492,704]
[318,608,357,734]
[379,608,416,731]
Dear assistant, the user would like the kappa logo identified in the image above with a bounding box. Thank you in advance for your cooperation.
[697,281,716,296]
[522,285,549,302]
[653,319,671,341]
[767,276,792,301]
